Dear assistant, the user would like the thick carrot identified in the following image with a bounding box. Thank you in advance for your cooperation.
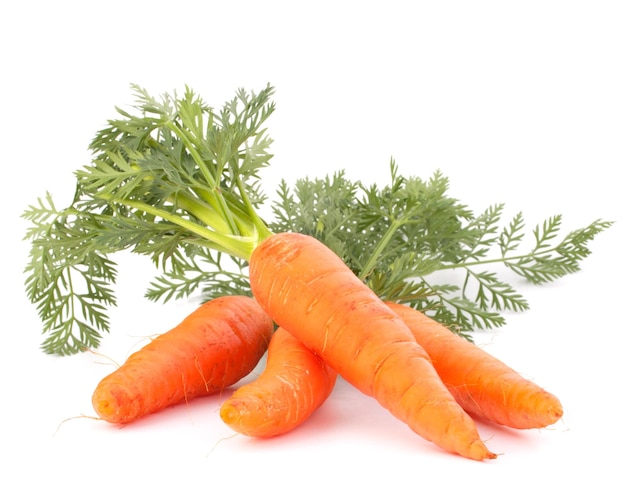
[91,296,274,424]
[220,326,338,437]
[386,301,563,429]
[249,232,496,461]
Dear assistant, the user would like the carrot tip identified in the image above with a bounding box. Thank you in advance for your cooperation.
[219,403,239,425]
[468,440,497,461]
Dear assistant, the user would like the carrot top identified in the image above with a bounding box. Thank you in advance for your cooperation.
[23,84,276,354]
[23,84,612,355]
[267,168,613,339]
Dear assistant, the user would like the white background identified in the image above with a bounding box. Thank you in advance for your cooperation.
[2,1,624,477]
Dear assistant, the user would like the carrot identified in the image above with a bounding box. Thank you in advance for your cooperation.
[249,232,496,461]
[91,296,274,424]
[386,301,563,429]
[220,326,338,437]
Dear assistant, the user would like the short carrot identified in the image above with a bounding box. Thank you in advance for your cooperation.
[91,296,274,424]
[386,301,563,429]
[249,232,496,461]
[220,326,338,437]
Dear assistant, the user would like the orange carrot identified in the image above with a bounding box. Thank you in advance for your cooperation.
[249,232,496,461]
[91,296,274,424]
[386,301,563,429]
[220,326,338,437]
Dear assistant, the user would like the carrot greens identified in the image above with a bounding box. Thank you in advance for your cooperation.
[22,84,612,355]
[269,166,613,336]
[23,84,276,355]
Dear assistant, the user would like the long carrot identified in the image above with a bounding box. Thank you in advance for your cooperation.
[249,232,496,461]
[220,326,338,437]
[386,301,563,429]
[91,296,274,424]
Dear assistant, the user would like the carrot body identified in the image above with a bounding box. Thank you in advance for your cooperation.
[220,326,338,437]
[91,296,274,424]
[386,301,563,429]
[249,232,496,461]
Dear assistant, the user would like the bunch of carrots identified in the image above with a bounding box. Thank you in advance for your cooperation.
[92,232,563,461]
[25,84,602,462]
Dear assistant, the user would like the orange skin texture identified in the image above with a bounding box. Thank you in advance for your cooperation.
[91,296,274,424]
[386,302,563,429]
[220,326,338,437]
[249,232,496,461]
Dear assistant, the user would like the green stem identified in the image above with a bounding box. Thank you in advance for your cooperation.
[195,188,255,238]
[100,194,256,260]
[235,176,274,242]
[173,192,232,234]
[166,120,242,236]
[128,161,232,235]
[437,250,555,270]
[359,217,404,281]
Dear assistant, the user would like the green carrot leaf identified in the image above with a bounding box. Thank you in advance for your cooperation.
[24,84,613,354]
[24,84,275,354]
[269,160,612,335]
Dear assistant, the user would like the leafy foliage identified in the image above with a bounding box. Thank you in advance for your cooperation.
[269,160,613,338]
[23,193,118,354]
[22,84,613,354]
[145,249,251,303]
[23,84,275,355]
